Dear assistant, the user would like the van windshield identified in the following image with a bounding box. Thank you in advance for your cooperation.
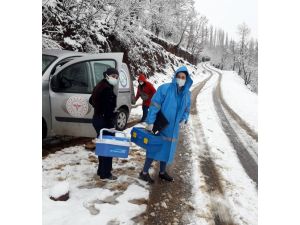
[42,54,57,75]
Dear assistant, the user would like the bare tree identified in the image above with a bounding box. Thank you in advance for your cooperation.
[237,23,252,85]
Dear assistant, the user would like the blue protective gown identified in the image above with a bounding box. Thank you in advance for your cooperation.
[145,66,193,164]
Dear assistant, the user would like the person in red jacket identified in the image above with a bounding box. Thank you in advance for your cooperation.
[135,73,156,122]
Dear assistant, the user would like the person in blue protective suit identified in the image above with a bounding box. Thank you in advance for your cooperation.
[139,66,193,183]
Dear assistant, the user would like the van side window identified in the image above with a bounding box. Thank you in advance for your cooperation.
[56,62,92,93]
[92,60,116,85]
[50,56,82,75]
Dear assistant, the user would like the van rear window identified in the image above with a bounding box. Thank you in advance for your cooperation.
[42,54,57,74]
[92,60,116,84]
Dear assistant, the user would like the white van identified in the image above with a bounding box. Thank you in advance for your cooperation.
[42,49,135,139]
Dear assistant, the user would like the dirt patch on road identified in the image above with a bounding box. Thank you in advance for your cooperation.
[42,136,92,158]
[200,156,224,195]
[126,119,140,129]
[143,135,195,225]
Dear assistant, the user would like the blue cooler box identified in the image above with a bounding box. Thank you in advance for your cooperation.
[130,127,164,153]
[96,129,130,158]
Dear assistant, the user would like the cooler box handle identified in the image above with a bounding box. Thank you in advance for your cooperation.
[99,128,128,140]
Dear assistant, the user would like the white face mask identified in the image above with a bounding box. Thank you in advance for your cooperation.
[139,81,144,85]
[176,78,186,87]
[106,76,118,86]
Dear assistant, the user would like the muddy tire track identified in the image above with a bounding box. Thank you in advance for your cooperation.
[206,66,258,142]
[190,66,236,225]
[126,119,140,129]
[203,65,258,185]
[143,71,220,225]
[143,134,195,225]
[42,136,92,157]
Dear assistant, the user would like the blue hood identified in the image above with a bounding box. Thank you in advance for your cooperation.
[172,66,193,93]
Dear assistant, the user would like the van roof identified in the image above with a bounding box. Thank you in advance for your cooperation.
[42,49,86,57]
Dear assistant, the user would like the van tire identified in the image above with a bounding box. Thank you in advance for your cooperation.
[115,108,128,131]
[42,119,47,139]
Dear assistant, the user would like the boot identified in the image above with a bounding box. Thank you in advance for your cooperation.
[100,175,117,180]
[159,172,174,182]
[139,171,154,183]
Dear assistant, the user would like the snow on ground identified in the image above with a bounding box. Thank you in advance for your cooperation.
[43,0,57,7]
[43,134,150,225]
[217,69,258,133]
[49,181,69,199]
[195,73,257,225]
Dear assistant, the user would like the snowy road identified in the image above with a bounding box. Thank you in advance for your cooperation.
[145,63,258,225]
[144,62,258,225]
[186,63,257,225]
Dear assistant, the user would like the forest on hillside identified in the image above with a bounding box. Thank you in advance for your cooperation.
[43,0,258,92]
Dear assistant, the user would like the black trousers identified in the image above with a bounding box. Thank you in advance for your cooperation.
[92,115,114,179]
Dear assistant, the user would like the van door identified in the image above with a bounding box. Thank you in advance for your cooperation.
[117,64,131,112]
[49,54,123,137]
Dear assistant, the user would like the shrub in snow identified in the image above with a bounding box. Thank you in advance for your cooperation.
[42,36,62,50]
[49,181,70,201]
[84,37,99,53]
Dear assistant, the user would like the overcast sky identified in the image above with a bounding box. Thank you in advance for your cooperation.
[194,0,257,41]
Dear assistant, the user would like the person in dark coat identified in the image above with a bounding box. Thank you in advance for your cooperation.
[139,66,192,183]
[135,73,156,122]
[89,68,119,180]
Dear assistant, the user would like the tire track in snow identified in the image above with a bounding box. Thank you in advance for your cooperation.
[189,66,236,225]
[203,65,258,185]
[42,137,92,158]
[205,66,258,142]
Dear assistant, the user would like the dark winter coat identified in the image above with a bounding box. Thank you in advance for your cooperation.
[135,74,156,107]
[89,79,117,122]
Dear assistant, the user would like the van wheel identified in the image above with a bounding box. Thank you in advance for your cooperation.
[115,108,128,131]
[42,119,47,139]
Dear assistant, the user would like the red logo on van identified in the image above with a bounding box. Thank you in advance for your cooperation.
[73,103,81,111]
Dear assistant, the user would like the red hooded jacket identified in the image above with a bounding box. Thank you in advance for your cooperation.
[135,74,156,107]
